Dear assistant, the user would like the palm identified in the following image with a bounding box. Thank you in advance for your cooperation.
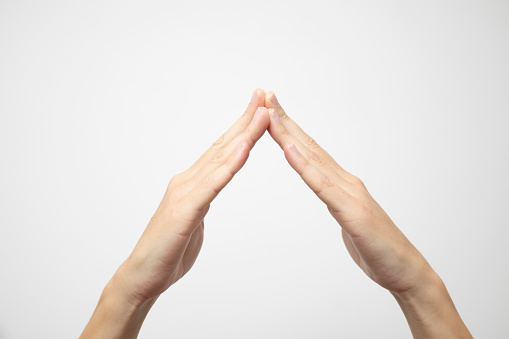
[181,221,204,276]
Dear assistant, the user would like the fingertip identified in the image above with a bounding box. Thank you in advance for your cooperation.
[254,106,270,128]
[251,88,266,104]
[265,91,273,107]
[258,106,269,115]
[267,108,280,123]
[265,91,279,108]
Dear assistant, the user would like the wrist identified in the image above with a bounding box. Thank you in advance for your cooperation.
[392,271,472,338]
[392,270,445,320]
[104,270,157,310]
[392,266,444,305]
[80,271,157,339]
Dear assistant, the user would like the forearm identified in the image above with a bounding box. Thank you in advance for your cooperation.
[392,272,472,338]
[80,271,157,339]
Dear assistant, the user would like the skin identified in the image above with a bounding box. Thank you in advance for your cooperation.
[264,91,472,338]
[80,89,473,339]
[80,88,270,339]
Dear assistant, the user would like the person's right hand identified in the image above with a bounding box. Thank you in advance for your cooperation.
[264,91,472,338]
[264,91,433,294]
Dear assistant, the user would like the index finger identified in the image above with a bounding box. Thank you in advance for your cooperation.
[265,91,352,179]
[187,88,266,176]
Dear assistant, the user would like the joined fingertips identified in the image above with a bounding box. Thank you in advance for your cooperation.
[270,92,279,106]
[265,95,353,181]
[265,91,280,107]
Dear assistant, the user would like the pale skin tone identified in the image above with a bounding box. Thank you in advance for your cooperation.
[80,89,473,339]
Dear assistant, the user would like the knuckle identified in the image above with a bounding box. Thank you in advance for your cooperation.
[327,205,339,216]
[307,136,321,149]
[313,177,334,195]
[201,174,220,194]
[351,175,365,187]
[242,129,256,146]
[212,134,225,147]
[279,110,289,121]
[312,184,323,195]
[309,151,324,166]
[324,177,335,188]
[168,173,184,188]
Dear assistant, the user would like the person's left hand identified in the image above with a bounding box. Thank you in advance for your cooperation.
[116,89,270,306]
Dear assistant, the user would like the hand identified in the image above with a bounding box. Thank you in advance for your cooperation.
[80,89,270,339]
[118,89,270,305]
[264,91,472,338]
[264,91,431,294]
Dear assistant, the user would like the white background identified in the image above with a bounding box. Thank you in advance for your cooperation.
[1,1,508,338]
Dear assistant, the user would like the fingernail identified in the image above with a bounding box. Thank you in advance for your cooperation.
[269,108,280,122]
[253,107,261,121]
[270,92,279,106]
[251,89,257,103]
[235,141,244,153]
[289,142,298,154]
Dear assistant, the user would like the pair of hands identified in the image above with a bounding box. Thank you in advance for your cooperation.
[82,89,472,339]
[116,89,435,306]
